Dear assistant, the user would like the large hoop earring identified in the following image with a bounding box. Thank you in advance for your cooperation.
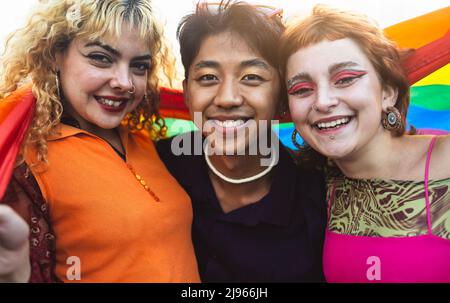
[382,106,402,131]
[291,129,302,150]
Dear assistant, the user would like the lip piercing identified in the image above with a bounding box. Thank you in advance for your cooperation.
[329,135,335,140]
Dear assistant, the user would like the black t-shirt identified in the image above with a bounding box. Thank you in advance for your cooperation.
[156,132,327,282]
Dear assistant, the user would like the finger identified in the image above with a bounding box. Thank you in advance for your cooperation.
[0,205,30,250]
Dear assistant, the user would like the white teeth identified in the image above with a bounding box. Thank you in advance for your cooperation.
[316,117,350,130]
[98,97,125,108]
[213,119,246,128]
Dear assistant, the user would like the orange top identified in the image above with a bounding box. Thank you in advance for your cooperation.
[25,123,200,282]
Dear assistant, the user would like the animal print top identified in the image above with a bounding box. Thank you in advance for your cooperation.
[326,170,450,239]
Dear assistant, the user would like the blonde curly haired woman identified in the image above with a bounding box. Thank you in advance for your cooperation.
[0,0,199,282]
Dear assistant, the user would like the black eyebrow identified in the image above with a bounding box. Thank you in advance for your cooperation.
[133,55,152,61]
[240,59,270,70]
[84,41,151,61]
[193,60,220,71]
[85,41,120,57]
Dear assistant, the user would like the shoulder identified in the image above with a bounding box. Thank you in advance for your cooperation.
[155,132,201,179]
[279,146,326,203]
[430,135,450,179]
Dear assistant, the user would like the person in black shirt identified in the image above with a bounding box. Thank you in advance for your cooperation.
[157,1,326,282]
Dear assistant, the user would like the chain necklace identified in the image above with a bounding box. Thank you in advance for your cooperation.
[127,164,160,202]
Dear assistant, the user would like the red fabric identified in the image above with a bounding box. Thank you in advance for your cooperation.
[0,90,35,200]
[403,30,450,85]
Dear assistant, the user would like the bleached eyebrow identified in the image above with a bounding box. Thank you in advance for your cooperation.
[328,61,360,74]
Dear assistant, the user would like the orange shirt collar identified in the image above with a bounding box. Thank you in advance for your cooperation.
[48,123,130,150]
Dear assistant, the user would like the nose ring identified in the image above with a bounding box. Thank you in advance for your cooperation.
[311,104,318,111]
[128,80,135,94]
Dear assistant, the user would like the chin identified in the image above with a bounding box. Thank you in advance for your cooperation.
[218,140,248,156]
[94,119,123,130]
[308,141,350,159]
[324,147,354,161]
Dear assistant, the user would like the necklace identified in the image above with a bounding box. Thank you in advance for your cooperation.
[203,144,278,184]
[127,164,160,202]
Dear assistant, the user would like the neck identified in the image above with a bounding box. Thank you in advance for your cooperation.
[207,153,275,213]
[62,107,123,154]
[209,154,263,178]
[334,130,402,180]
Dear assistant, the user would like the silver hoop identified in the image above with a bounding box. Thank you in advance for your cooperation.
[311,103,318,111]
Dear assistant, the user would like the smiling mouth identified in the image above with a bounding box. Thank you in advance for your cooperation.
[314,116,353,131]
[212,119,248,128]
[207,116,254,129]
[95,96,128,108]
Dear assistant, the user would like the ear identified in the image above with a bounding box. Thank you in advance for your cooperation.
[381,85,398,110]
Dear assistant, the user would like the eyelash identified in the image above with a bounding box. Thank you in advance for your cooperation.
[333,71,367,86]
[87,53,150,75]
[243,74,263,81]
[195,74,265,86]
[196,74,218,84]
[87,53,112,66]
[287,82,315,97]
[288,71,367,97]
[131,62,151,75]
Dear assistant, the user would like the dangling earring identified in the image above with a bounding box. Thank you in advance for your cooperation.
[291,129,302,150]
[143,93,150,106]
[55,71,61,100]
[382,106,402,131]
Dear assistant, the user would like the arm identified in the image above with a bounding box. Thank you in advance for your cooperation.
[0,204,30,283]
[1,165,60,283]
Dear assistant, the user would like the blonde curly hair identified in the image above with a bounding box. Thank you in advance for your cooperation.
[0,0,176,166]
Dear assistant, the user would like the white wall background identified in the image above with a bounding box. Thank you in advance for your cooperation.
[0,0,448,86]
